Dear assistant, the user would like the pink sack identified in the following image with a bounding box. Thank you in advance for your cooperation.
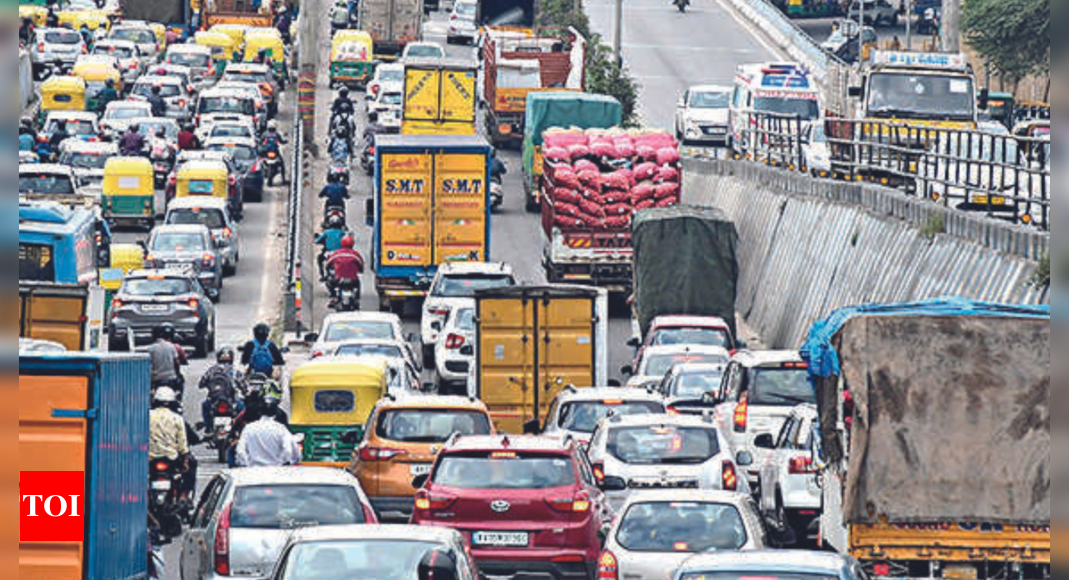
[605,215,632,228]
[554,215,584,228]
[634,199,656,210]
[554,201,582,217]
[656,147,681,166]
[600,171,630,192]
[604,203,632,216]
[636,145,657,162]
[581,186,602,201]
[551,168,581,191]
[577,212,605,228]
[568,144,591,160]
[601,191,630,205]
[631,184,655,204]
[656,197,679,208]
[633,162,658,181]
[573,159,599,174]
[656,166,681,183]
[591,141,616,158]
[554,188,583,205]
[544,132,589,150]
[544,147,570,163]
[579,199,607,218]
[614,142,636,159]
[578,169,602,187]
[654,183,681,200]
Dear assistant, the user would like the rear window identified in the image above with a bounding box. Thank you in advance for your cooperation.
[432,274,515,298]
[138,122,179,140]
[45,31,81,44]
[323,321,395,342]
[231,485,366,529]
[454,309,476,331]
[557,400,664,434]
[210,144,257,163]
[122,277,194,296]
[334,343,404,359]
[134,83,181,98]
[671,371,725,399]
[167,208,226,229]
[376,409,491,443]
[108,107,147,120]
[97,45,134,58]
[49,119,96,136]
[62,152,109,169]
[617,501,748,552]
[19,243,56,282]
[607,426,720,465]
[112,29,156,44]
[151,232,207,252]
[643,353,729,378]
[315,391,355,413]
[280,540,442,580]
[198,96,253,115]
[169,52,211,68]
[434,453,576,489]
[682,575,837,580]
[379,68,404,82]
[19,173,75,195]
[749,367,815,406]
[650,327,731,349]
[406,45,443,58]
[225,71,270,84]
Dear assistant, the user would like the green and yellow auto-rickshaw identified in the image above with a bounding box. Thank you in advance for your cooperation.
[102,157,155,230]
[244,31,287,81]
[39,76,86,124]
[195,31,240,75]
[330,31,374,89]
[289,357,391,467]
[72,62,122,112]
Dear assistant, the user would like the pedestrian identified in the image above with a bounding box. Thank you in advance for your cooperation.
[889,35,902,51]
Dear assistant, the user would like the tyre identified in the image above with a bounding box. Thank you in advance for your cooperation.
[224,260,237,277]
[194,335,210,359]
[217,444,228,464]
[423,344,436,368]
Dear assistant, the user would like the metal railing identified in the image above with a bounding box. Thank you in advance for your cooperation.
[735,112,1051,231]
[284,103,306,333]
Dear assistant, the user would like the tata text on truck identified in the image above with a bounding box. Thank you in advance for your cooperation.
[801,298,1050,580]
[401,57,478,136]
[370,135,492,312]
[481,27,587,146]
[360,0,423,60]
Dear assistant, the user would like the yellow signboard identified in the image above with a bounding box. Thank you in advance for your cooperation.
[379,153,433,268]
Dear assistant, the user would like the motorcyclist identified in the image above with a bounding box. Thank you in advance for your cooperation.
[147,323,188,393]
[260,121,288,184]
[324,234,365,303]
[96,79,119,113]
[319,173,350,212]
[198,347,246,433]
[240,322,286,378]
[177,123,201,151]
[120,124,146,156]
[147,85,168,118]
[332,87,355,120]
[330,121,354,162]
[235,395,301,467]
[48,120,70,151]
[149,387,196,503]
[79,24,93,49]
[150,128,177,166]
[19,119,37,151]
[314,214,351,278]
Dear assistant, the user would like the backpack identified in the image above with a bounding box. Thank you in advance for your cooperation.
[202,366,237,400]
[249,340,275,374]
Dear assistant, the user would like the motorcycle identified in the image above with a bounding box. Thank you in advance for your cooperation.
[674,0,689,12]
[329,162,351,187]
[149,141,175,189]
[202,381,241,464]
[262,149,284,186]
[490,174,504,212]
[148,457,187,541]
[326,275,361,312]
[151,376,185,401]
[361,144,375,176]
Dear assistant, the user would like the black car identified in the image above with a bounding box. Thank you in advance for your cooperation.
[204,138,266,202]
[108,269,218,357]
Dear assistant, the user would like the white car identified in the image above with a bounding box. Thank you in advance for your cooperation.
[42,111,100,144]
[19,164,81,199]
[101,100,154,136]
[802,123,832,176]
[92,40,142,84]
[195,113,257,142]
[420,262,516,360]
[447,0,478,44]
[433,307,475,394]
[369,90,404,128]
[131,76,194,121]
[366,63,404,101]
[328,337,423,378]
[204,119,258,142]
[755,404,822,546]
[675,85,733,146]
[401,41,446,61]
[108,24,159,61]
[624,345,731,388]
[308,312,409,360]
[163,197,241,276]
[31,28,85,76]
[58,140,117,193]
[541,385,667,445]
[601,490,767,580]
[164,45,215,88]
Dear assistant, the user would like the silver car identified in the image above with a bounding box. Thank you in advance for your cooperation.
[131,76,195,121]
[541,386,667,445]
[144,224,224,301]
[601,490,766,580]
[164,197,241,276]
[93,40,143,85]
[657,362,727,415]
[31,28,85,76]
[587,414,749,512]
[180,467,377,580]
[675,85,732,146]
[755,404,822,546]
[673,550,869,580]
[108,24,159,60]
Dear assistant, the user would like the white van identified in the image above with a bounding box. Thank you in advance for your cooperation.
[729,62,823,155]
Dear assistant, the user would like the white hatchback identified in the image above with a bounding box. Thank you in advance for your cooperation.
[420,262,516,362]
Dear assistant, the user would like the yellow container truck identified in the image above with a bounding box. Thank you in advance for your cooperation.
[401,58,478,136]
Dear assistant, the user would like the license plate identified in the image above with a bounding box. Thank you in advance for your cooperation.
[473,532,528,548]
[151,480,172,491]
[409,464,431,476]
[141,304,169,312]
[214,417,233,429]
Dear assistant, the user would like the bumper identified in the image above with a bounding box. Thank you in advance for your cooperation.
[683,126,730,143]
[435,355,471,383]
[110,319,204,346]
[477,559,594,580]
[370,496,415,521]
[217,243,239,265]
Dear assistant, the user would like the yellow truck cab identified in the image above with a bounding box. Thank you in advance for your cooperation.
[401,57,479,136]
[852,51,978,130]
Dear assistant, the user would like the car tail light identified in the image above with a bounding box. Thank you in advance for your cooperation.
[546,492,591,513]
[187,298,200,310]
[228,176,236,186]
[873,563,891,577]
[722,461,738,491]
[359,446,407,462]
[266,150,278,159]
[250,159,261,173]
[214,503,231,575]
[178,99,187,108]
[201,253,215,268]
[789,456,816,474]
[591,463,605,484]
[111,298,125,311]
[309,349,324,359]
[414,491,456,511]
[216,401,231,415]
[221,227,233,239]
[168,175,177,185]
[596,551,618,580]
[445,334,465,350]
[37,43,45,52]
[666,406,681,416]
[430,307,451,317]
[733,398,748,433]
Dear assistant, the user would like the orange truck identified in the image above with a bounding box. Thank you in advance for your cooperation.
[20,352,150,580]
[481,27,586,146]
[204,0,273,28]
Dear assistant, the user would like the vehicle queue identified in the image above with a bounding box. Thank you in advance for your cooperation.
[18,1,1048,580]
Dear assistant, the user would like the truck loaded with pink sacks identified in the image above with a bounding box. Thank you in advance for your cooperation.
[538,127,684,291]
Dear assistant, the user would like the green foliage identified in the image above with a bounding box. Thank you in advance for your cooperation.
[963,0,1050,86]
[920,213,945,240]
[1031,254,1050,289]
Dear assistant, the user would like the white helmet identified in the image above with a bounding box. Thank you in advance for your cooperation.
[267,120,279,131]
[154,387,178,404]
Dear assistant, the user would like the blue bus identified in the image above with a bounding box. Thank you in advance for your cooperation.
[19,200,109,285]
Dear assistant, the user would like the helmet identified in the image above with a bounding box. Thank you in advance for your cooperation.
[327,214,345,229]
[341,235,355,249]
[105,79,115,88]
[253,322,271,342]
[154,323,176,342]
[267,120,279,132]
[153,387,178,405]
[418,549,458,580]
[338,87,350,99]
[216,346,235,365]
[152,85,161,95]
[21,117,33,128]
[130,124,140,133]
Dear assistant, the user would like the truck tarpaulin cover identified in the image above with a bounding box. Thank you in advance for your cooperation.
[523,93,622,177]
[632,205,738,338]
[124,0,185,24]
[801,298,1050,525]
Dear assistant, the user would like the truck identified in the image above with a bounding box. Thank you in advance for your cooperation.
[360,0,423,59]
[481,27,587,146]
[123,0,187,27]
[203,0,273,28]
[472,285,609,434]
[19,352,150,580]
[369,135,492,312]
[631,205,739,340]
[401,57,479,136]
[19,200,111,351]
[479,0,537,29]
[850,51,979,130]
[523,92,622,211]
[801,298,1050,580]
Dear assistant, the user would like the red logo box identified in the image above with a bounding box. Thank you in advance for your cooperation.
[20,471,86,542]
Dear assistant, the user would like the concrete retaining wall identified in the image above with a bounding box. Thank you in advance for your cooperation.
[684,159,1050,349]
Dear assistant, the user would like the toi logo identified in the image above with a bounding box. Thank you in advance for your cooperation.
[20,471,86,542]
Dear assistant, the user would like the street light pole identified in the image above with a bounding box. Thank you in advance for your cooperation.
[613,0,623,66]
[905,0,912,50]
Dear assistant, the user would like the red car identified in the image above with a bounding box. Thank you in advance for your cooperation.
[629,315,740,368]
[412,435,611,580]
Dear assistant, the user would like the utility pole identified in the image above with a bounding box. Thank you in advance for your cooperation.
[905,0,912,50]
[941,0,960,52]
[297,0,320,150]
[613,0,623,67]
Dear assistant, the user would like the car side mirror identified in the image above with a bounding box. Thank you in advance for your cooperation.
[620,365,634,377]
[848,86,863,98]
[599,475,627,492]
[626,337,640,348]
[412,474,429,489]
[303,332,319,343]
[607,379,622,388]
[753,433,775,450]
[365,198,375,227]
[977,88,990,111]
[522,419,540,435]
[368,111,378,123]
[431,321,442,331]
[339,430,361,444]
[735,339,748,350]
[736,451,755,467]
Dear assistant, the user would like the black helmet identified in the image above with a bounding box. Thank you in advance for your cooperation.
[154,323,176,342]
[253,322,271,342]
[417,549,458,580]
[105,79,115,88]
[216,346,235,365]
[339,87,350,99]
[152,85,162,95]
[130,123,140,133]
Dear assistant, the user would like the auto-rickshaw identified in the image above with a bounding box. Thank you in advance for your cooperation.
[244,32,287,80]
[102,157,155,230]
[20,5,48,27]
[209,24,248,50]
[174,160,234,213]
[39,76,87,124]
[330,31,374,89]
[72,62,122,112]
[195,31,240,74]
[56,9,111,32]
[288,357,391,467]
[148,23,167,50]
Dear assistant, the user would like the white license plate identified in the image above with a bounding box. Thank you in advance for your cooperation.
[141,304,169,312]
[473,532,529,548]
[409,464,432,476]
[151,480,172,491]
[214,417,233,429]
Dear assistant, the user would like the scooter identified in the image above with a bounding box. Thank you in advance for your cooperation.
[490,174,504,212]
[150,141,175,189]
[262,149,284,186]
[202,382,241,464]
[148,457,187,541]
[674,0,689,12]
[361,144,375,176]
[330,277,362,312]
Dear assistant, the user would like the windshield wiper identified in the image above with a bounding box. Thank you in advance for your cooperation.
[764,394,813,406]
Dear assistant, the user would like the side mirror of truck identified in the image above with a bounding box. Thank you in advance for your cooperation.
[522,419,540,435]
[626,337,641,348]
[365,198,374,227]
[735,339,748,350]
[753,433,776,450]
[848,86,863,98]
[977,88,990,111]
[607,379,622,388]
[620,365,634,377]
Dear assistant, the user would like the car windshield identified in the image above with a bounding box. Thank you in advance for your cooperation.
[19,174,75,195]
[407,46,443,58]
[112,29,155,44]
[334,344,404,358]
[169,52,211,68]
[558,401,665,433]
[199,96,252,115]
[50,119,96,136]
[138,122,179,139]
[377,410,492,443]
[151,232,207,252]
[433,453,576,489]
[456,3,477,16]
[671,371,724,399]
[749,368,816,406]
[226,71,270,84]
[210,125,253,139]
[122,277,194,296]
[45,31,81,44]
[108,107,148,120]
[643,353,729,378]
[650,327,731,348]
[617,501,748,552]
[280,540,443,580]
[231,485,366,529]
[324,321,395,342]
[97,45,134,58]
[682,575,838,580]
[134,83,181,98]
[867,72,976,121]
[62,152,109,169]
[607,425,720,465]
[433,274,514,298]
[167,208,226,229]
[754,96,821,120]
[690,91,730,108]
[379,68,404,82]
